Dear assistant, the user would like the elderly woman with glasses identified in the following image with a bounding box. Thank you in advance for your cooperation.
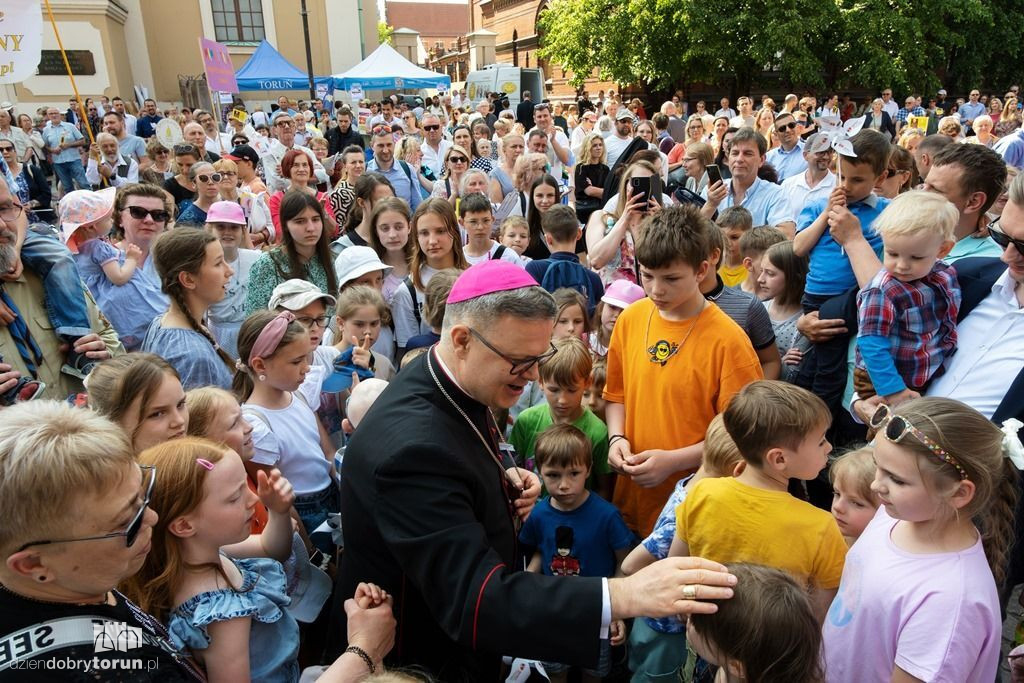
[0,139,50,223]
[0,401,208,680]
[146,139,174,180]
[175,161,222,227]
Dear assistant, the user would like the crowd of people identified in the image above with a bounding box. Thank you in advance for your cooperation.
[1,81,1024,683]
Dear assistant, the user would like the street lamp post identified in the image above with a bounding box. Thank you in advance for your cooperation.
[300,0,316,101]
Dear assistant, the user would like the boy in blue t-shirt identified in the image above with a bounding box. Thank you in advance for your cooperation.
[519,423,633,681]
[791,130,892,413]
[792,129,892,307]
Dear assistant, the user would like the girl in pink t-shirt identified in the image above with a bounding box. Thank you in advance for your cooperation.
[824,398,1020,683]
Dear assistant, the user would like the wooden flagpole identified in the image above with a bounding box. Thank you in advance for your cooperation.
[42,0,95,146]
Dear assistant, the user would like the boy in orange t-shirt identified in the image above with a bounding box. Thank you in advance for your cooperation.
[603,205,763,535]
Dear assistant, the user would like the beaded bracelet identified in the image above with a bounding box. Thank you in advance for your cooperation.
[344,645,376,674]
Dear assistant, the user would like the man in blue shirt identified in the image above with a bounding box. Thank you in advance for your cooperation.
[959,88,987,129]
[700,127,795,236]
[135,98,162,139]
[765,112,807,183]
[41,107,89,194]
[366,126,421,211]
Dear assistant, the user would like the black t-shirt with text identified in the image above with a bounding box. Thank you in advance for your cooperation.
[0,588,201,682]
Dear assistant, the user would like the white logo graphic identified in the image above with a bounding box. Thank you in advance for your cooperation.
[92,622,143,653]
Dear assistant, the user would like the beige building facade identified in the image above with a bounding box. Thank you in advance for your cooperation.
[3,0,380,109]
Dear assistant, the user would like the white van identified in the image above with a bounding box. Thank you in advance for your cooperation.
[465,65,545,109]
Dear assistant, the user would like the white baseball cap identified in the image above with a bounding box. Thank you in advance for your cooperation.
[268,279,337,311]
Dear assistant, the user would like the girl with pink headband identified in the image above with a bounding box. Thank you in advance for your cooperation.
[234,310,339,553]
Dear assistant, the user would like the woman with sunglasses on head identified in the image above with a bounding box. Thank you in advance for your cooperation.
[0,401,204,682]
[824,397,1018,683]
[175,162,221,227]
[162,143,201,212]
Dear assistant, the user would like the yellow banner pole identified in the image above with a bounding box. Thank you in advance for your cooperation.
[42,0,95,146]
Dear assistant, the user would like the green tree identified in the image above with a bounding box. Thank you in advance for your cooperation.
[378,21,394,46]
[538,0,1019,96]
[538,0,839,92]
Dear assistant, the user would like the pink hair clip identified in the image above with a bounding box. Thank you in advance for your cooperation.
[196,458,215,471]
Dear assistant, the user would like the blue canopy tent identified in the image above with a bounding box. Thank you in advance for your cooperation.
[331,43,451,91]
[235,40,333,91]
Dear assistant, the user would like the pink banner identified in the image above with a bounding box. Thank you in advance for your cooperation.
[198,37,238,93]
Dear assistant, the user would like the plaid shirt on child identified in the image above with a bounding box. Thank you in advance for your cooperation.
[856,260,960,391]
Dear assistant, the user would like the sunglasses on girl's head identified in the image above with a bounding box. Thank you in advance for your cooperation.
[126,205,171,223]
[987,219,1024,254]
[869,404,968,480]
[197,173,223,183]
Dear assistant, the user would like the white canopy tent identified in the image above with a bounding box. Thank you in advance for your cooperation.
[331,43,451,91]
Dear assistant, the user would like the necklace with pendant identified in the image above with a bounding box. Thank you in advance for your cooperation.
[426,351,524,528]
[645,299,706,366]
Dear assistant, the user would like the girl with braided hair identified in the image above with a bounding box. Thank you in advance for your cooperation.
[141,227,236,389]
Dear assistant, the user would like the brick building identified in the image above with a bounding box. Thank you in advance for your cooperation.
[468,0,617,100]
[385,1,470,66]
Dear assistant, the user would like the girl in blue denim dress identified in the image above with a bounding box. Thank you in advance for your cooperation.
[122,438,300,682]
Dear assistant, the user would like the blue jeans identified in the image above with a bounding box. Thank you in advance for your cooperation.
[19,227,92,339]
[53,160,90,194]
[294,482,340,555]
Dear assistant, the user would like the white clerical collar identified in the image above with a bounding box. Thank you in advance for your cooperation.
[433,347,472,398]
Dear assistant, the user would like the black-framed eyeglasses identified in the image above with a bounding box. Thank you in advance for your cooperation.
[16,465,157,553]
[468,328,557,376]
[296,315,329,329]
[126,205,171,223]
[987,219,1024,254]
[869,405,968,480]
[0,201,24,224]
